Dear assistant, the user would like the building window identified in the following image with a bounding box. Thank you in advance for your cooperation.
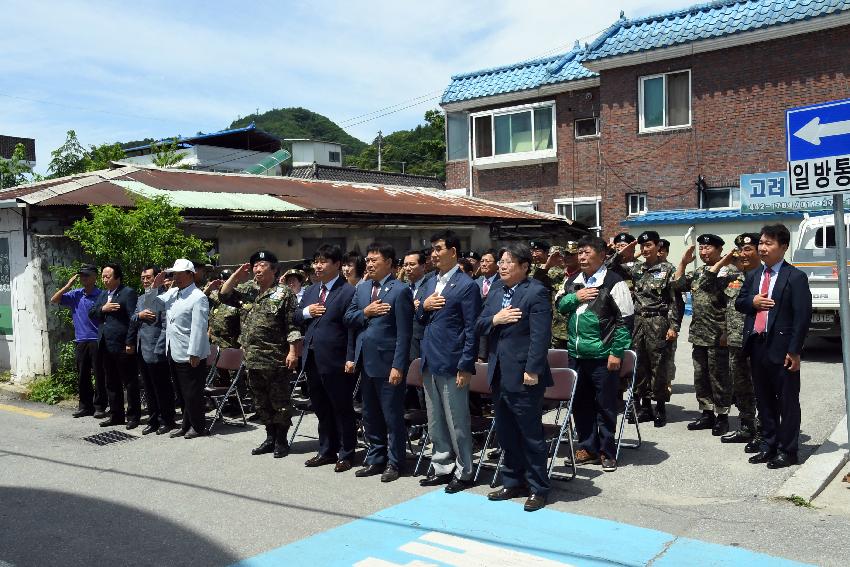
[627,193,647,216]
[446,112,469,161]
[700,186,740,209]
[328,151,341,163]
[471,102,556,168]
[555,197,601,233]
[575,117,599,139]
[639,70,691,132]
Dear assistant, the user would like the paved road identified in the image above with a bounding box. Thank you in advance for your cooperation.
[1,319,848,566]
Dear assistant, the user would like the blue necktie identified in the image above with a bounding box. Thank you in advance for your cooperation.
[502,288,514,309]
[586,276,596,286]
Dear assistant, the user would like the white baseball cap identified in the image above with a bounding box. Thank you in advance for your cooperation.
[164,258,196,273]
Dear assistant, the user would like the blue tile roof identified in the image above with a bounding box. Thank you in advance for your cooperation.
[124,122,265,152]
[584,0,850,62]
[441,47,598,105]
[623,208,805,225]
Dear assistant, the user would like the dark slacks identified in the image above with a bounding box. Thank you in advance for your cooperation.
[75,340,106,412]
[100,342,140,422]
[360,371,406,469]
[306,351,356,461]
[493,370,550,496]
[750,338,800,455]
[570,357,617,458]
[169,357,206,434]
[139,358,175,427]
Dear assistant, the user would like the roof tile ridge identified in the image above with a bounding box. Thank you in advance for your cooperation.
[450,50,573,81]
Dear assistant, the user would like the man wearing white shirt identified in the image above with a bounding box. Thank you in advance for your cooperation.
[154,259,211,440]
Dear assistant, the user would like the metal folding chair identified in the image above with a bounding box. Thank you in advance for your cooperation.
[287,368,314,445]
[547,349,570,369]
[204,344,221,387]
[615,349,642,459]
[470,362,499,483]
[205,348,248,432]
[404,358,431,476]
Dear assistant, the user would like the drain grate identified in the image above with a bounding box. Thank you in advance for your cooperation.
[82,430,139,446]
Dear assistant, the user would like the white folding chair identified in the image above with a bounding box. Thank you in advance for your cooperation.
[615,349,642,459]
[205,348,248,432]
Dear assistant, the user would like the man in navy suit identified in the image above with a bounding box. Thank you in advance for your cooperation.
[295,244,358,472]
[476,242,553,512]
[736,224,811,469]
[476,249,501,299]
[344,242,413,482]
[89,264,139,429]
[416,230,482,493]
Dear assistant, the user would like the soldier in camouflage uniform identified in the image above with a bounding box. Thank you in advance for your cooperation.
[658,239,683,384]
[529,240,553,292]
[204,269,241,390]
[220,250,302,458]
[672,234,734,436]
[704,233,761,445]
[617,231,682,427]
[550,242,580,349]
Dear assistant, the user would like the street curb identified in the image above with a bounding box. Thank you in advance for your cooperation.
[775,415,849,502]
[0,382,28,400]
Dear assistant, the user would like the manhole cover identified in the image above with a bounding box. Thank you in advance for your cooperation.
[82,430,139,446]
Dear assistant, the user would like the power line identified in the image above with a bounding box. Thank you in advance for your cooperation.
[0,91,185,124]
[336,91,444,127]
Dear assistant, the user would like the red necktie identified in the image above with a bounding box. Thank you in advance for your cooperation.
[318,285,327,305]
[754,267,772,334]
[482,278,491,297]
[371,282,380,302]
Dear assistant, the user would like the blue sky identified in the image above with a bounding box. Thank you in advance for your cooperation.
[1,0,687,174]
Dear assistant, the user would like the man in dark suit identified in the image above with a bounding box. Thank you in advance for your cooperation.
[344,242,413,482]
[416,230,482,493]
[736,224,811,469]
[403,250,431,363]
[295,244,357,472]
[476,242,553,512]
[89,263,139,429]
[476,249,501,300]
[130,265,175,435]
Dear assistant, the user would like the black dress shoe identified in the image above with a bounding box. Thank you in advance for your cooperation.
[141,424,158,435]
[487,486,530,501]
[170,428,188,438]
[184,428,205,440]
[653,406,667,428]
[355,463,385,478]
[93,410,108,419]
[687,411,715,431]
[252,438,275,455]
[524,493,546,512]
[126,420,140,431]
[748,450,777,464]
[335,460,353,473]
[273,438,290,458]
[487,448,502,460]
[381,464,401,483]
[711,415,729,436]
[445,478,474,494]
[99,418,125,427]
[72,409,94,418]
[721,428,754,444]
[156,424,175,435]
[744,435,764,454]
[419,473,454,487]
[767,452,798,469]
[305,454,337,467]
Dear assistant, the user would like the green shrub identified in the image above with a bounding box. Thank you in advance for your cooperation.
[28,341,77,404]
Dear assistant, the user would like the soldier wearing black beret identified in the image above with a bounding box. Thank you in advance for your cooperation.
[528,240,553,292]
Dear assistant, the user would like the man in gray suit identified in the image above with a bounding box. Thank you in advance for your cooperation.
[131,266,176,435]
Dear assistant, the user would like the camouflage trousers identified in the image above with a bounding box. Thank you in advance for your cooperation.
[551,337,569,350]
[633,315,673,402]
[728,346,757,423]
[692,345,731,414]
[247,367,293,427]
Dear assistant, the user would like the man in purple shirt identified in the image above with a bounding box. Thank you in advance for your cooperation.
[51,264,106,417]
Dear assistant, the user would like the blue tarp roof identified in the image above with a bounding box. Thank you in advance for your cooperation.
[623,208,805,225]
[124,122,270,152]
[584,0,850,62]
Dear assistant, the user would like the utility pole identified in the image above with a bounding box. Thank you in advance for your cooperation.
[376,130,383,171]
[401,161,406,174]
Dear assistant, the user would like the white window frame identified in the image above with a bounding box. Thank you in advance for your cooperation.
[638,69,692,133]
[574,117,600,139]
[554,196,602,233]
[470,101,557,169]
[699,186,741,210]
[626,192,648,216]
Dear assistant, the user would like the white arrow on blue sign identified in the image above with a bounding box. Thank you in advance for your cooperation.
[787,98,850,196]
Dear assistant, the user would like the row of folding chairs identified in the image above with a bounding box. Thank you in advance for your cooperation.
[203,345,250,433]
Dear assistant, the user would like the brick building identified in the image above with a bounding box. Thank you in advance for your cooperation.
[441,0,850,237]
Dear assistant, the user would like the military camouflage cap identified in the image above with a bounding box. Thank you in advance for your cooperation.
[613,232,636,244]
[250,250,278,265]
[283,269,306,282]
[564,241,579,254]
[529,240,551,252]
[697,234,724,247]
[734,233,760,248]
[637,230,660,244]
[549,245,564,256]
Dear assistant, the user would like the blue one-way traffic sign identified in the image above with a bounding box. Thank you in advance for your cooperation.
[787,98,850,196]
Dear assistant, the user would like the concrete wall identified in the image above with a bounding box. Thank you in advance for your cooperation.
[123,145,282,175]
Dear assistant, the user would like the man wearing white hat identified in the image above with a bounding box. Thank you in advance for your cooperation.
[153,259,211,439]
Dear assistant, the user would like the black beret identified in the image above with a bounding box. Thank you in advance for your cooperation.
[658,239,671,249]
[464,251,482,261]
[697,234,724,247]
[637,231,660,244]
[249,250,278,265]
[529,240,551,251]
[613,232,636,244]
[735,233,760,248]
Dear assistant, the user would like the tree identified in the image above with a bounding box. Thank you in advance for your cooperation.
[65,195,212,290]
[48,130,87,178]
[0,143,34,189]
[151,139,188,168]
[84,142,126,171]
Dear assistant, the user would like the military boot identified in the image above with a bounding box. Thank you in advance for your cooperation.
[274,425,290,458]
[711,414,730,436]
[687,410,715,431]
[653,401,667,428]
[744,431,764,454]
[637,398,655,423]
[252,424,276,455]
[721,419,755,443]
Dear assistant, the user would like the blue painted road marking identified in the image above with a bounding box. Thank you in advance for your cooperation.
[234,491,809,566]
